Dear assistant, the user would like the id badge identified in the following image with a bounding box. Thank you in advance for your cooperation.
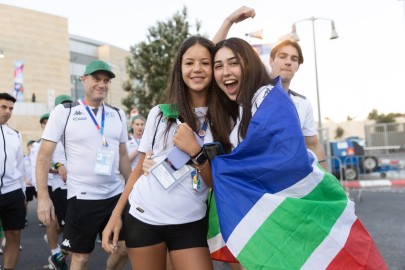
[150,158,191,191]
[94,148,115,175]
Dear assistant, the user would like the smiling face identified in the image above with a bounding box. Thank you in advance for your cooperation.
[213,47,242,101]
[269,44,300,88]
[81,71,112,107]
[181,43,213,96]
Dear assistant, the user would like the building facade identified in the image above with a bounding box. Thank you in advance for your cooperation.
[0,3,130,147]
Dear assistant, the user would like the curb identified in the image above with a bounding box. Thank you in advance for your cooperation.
[341,179,405,189]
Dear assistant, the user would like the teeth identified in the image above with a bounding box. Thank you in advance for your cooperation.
[224,80,236,85]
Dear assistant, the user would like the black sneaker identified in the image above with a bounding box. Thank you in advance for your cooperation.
[48,253,67,270]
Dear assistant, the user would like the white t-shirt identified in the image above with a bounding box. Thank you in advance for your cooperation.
[230,84,317,147]
[42,100,127,200]
[126,135,141,170]
[128,105,211,225]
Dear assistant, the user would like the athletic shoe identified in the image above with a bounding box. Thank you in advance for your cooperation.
[48,253,67,270]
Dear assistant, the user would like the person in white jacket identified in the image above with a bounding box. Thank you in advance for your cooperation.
[0,92,26,270]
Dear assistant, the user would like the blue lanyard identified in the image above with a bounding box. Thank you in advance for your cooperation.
[81,98,108,147]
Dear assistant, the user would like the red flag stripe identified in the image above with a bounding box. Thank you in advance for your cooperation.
[211,246,239,263]
[327,219,388,269]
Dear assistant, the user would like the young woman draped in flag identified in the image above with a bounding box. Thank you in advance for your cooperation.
[209,37,387,269]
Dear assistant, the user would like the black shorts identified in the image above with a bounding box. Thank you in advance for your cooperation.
[25,186,37,201]
[0,189,26,230]
[61,194,124,253]
[52,188,68,227]
[124,213,208,251]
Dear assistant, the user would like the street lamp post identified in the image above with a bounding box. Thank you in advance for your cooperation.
[289,17,338,129]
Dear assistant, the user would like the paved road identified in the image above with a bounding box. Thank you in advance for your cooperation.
[2,188,404,269]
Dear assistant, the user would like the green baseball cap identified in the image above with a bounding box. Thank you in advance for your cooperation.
[39,113,50,124]
[55,95,73,106]
[83,60,115,78]
[27,139,36,147]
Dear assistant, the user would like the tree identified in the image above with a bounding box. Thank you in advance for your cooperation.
[367,109,396,123]
[122,6,201,116]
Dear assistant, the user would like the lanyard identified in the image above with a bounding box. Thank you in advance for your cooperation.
[81,98,108,147]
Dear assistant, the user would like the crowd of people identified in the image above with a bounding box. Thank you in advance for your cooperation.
[1,5,382,270]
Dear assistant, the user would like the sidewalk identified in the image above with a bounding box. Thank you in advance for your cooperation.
[341,179,405,189]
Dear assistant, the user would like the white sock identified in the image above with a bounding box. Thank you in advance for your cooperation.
[51,245,61,255]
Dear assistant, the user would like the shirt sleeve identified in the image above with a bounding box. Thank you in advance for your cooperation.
[42,105,67,143]
[301,99,317,137]
[118,109,128,143]
[138,106,161,154]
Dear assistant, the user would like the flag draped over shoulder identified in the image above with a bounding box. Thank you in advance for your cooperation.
[209,79,387,269]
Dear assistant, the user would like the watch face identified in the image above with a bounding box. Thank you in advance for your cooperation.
[194,151,208,165]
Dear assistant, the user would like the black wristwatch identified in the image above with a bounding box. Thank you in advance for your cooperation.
[191,148,208,165]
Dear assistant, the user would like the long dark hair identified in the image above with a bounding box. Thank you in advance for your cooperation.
[164,36,234,153]
[215,38,273,140]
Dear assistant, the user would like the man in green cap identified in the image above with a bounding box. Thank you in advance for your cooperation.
[36,60,131,270]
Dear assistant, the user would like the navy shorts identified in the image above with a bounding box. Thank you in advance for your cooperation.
[0,189,26,230]
[61,194,124,253]
[124,213,208,251]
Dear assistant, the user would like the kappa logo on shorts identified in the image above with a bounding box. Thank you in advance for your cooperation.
[61,239,71,248]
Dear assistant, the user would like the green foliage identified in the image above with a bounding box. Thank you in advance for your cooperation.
[122,6,199,116]
[367,109,396,123]
[335,126,344,139]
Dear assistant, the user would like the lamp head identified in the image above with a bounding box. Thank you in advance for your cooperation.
[330,21,339,39]
[245,29,264,40]
[289,24,300,42]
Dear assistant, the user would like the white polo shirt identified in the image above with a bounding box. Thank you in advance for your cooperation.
[42,100,127,200]
[0,124,24,194]
[126,135,141,170]
[128,105,211,225]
